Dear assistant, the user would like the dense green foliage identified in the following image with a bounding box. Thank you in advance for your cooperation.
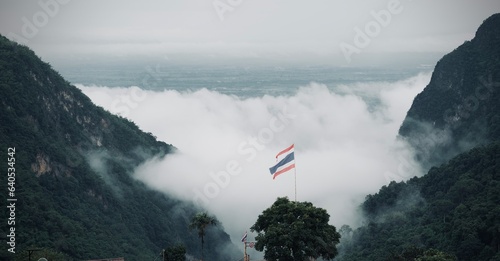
[386,247,457,261]
[338,143,500,261]
[251,197,341,261]
[189,212,218,261]
[399,13,500,170]
[163,244,186,261]
[0,35,239,260]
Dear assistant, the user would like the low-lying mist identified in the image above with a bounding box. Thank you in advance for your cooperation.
[77,72,430,255]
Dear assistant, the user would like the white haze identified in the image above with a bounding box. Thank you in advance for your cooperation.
[77,73,428,254]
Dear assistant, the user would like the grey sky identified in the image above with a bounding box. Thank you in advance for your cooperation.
[1,1,499,64]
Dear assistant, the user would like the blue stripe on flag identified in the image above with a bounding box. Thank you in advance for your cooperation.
[269,152,295,175]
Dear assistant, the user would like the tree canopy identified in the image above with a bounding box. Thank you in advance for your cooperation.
[251,197,340,261]
[163,244,186,261]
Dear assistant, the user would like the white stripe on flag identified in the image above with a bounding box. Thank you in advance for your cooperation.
[269,144,295,179]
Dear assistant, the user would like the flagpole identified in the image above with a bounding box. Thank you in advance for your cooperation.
[294,160,297,202]
[242,231,248,261]
[244,242,247,261]
[294,144,297,202]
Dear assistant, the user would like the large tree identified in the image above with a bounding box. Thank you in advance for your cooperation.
[163,244,186,261]
[189,212,218,261]
[251,197,341,261]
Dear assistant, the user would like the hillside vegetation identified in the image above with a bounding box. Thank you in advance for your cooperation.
[338,143,500,260]
[0,35,239,260]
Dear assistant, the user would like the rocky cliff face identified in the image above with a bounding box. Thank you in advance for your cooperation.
[399,13,500,170]
[0,35,240,260]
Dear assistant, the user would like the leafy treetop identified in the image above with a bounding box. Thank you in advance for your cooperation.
[251,197,340,261]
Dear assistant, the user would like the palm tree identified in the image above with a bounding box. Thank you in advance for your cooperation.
[189,212,218,261]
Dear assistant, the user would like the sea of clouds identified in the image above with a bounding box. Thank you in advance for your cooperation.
[77,72,429,253]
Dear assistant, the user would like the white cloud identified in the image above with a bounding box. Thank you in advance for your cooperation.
[77,72,430,253]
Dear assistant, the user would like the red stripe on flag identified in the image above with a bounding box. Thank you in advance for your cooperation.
[272,163,295,179]
[275,144,294,159]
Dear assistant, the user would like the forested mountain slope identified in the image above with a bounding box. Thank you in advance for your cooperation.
[0,35,240,261]
[399,13,500,170]
[337,14,500,261]
[338,143,500,261]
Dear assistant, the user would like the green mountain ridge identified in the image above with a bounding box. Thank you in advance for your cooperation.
[398,13,500,171]
[0,35,240,260]
[337,13,500,261]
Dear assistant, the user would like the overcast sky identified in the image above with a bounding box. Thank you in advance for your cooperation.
[1,0,499,65]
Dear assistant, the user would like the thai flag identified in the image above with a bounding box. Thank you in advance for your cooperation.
[269,144,295,179]
[241,231,247,242]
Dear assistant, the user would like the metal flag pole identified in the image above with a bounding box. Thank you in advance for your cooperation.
[241,231,248,261]
[244,242,247,261]
[294,144,297,202]
[294,164,297,202]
